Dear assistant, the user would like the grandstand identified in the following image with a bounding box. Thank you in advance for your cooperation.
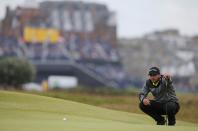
[0,1,129,88]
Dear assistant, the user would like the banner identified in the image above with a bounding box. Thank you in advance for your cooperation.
[23,27,60,43]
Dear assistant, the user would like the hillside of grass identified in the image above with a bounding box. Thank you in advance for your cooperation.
[0,90,198,131]
[28,89,198,124]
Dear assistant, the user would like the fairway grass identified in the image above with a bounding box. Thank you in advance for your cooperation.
[0,91,197,131]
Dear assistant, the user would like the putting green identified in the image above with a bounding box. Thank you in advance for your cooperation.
[0,91,197,131]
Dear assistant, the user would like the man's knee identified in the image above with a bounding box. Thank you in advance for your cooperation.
[139,102,149,112]
[166,102,180,114]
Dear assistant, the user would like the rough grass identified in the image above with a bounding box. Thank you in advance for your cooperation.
[0,90,198,131]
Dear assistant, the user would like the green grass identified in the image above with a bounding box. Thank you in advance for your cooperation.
[28,89,198,124]
[0,90,198,131]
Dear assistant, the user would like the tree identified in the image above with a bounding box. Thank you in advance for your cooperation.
[0,57,36,89]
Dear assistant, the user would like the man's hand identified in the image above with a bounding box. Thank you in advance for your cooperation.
[143,98,150,106]
[164,73,171,80]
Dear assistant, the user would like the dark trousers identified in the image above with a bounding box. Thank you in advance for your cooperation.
[139,100,180,125]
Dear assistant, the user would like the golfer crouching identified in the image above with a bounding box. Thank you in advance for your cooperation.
[139,67,180,126]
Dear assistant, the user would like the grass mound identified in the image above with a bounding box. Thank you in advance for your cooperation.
[0,91,197,131]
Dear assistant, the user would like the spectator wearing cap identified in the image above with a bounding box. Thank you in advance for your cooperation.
[139,67,180,126]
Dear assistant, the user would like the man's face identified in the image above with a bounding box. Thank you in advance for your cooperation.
[149,74,160,83]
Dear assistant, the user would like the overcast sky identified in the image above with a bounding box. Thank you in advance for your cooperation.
[0,0,198,38]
